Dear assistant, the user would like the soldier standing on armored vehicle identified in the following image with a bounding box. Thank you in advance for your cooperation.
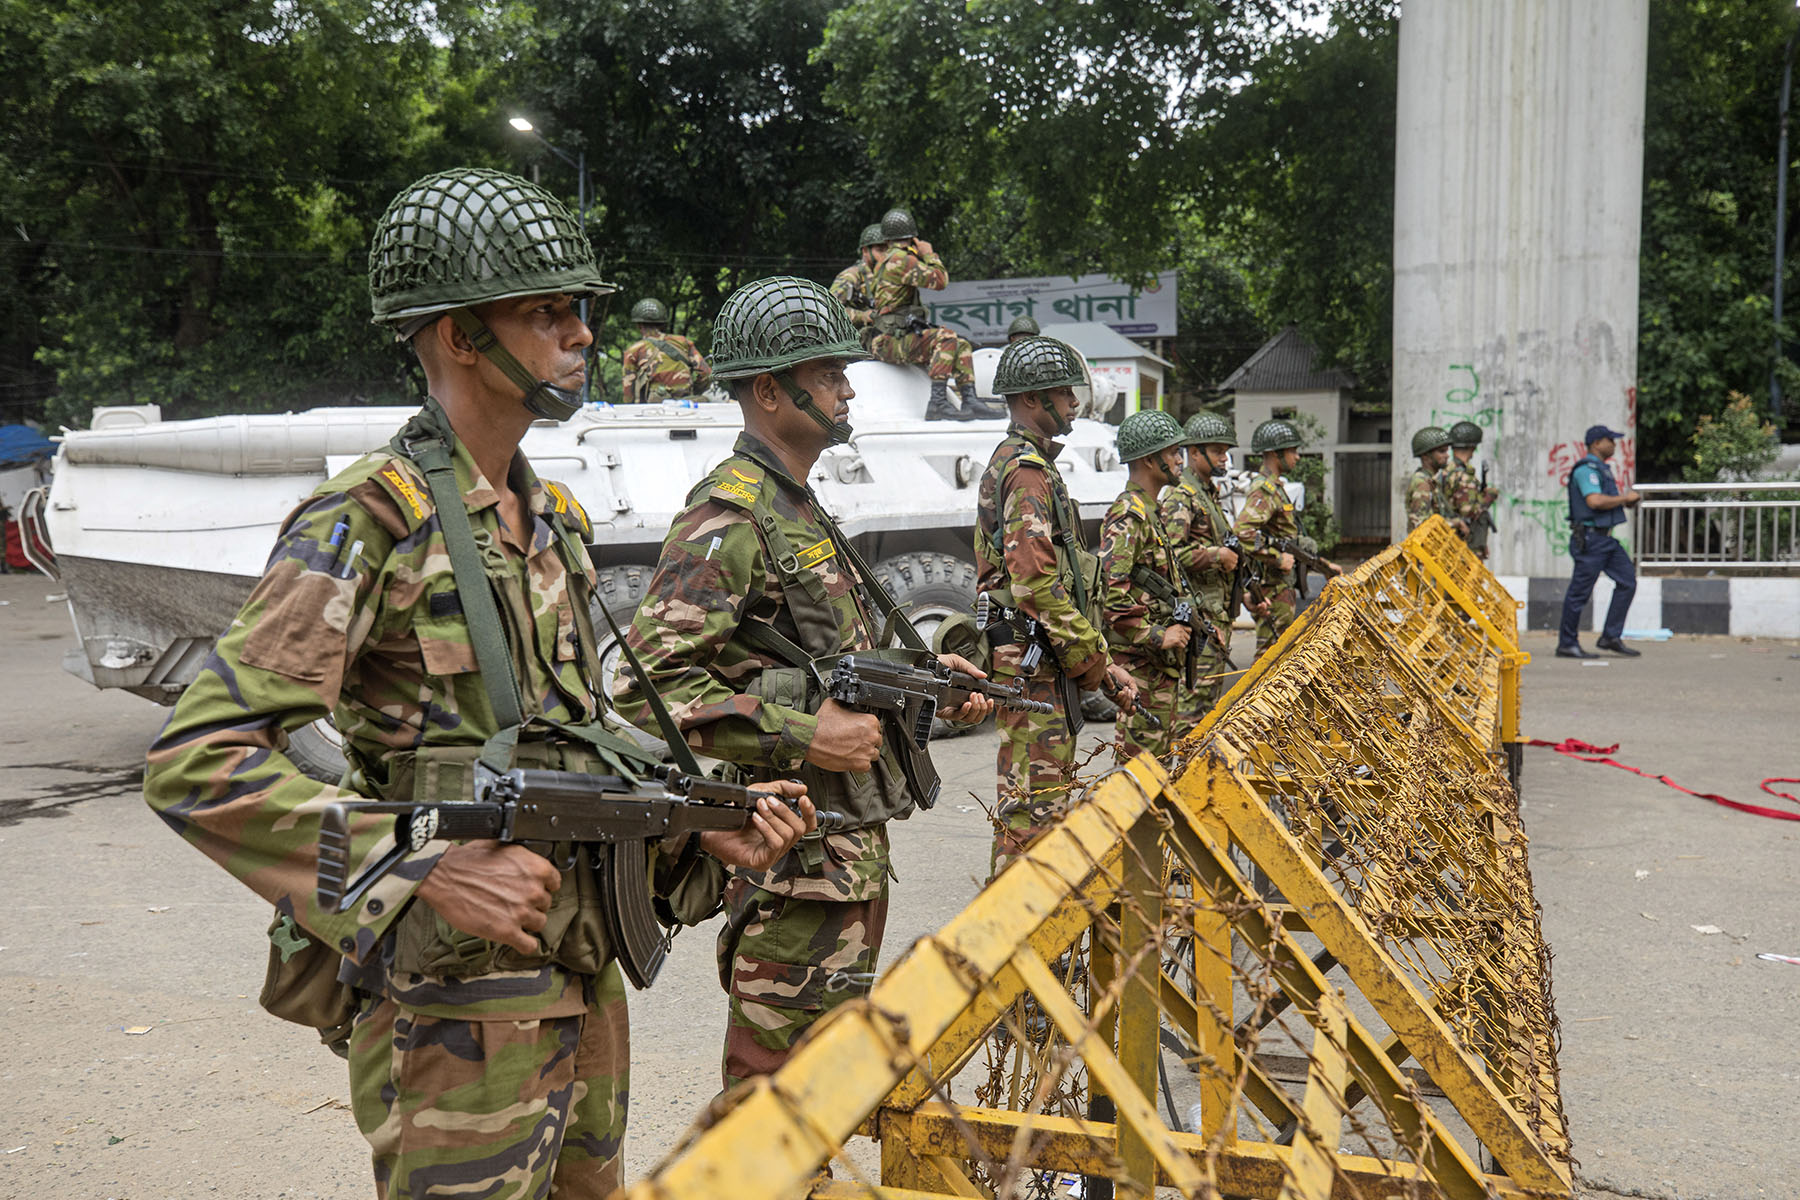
[1234,417,1339,658]
[612,276,993,1088]
[976,336,1138,865]
[142,169,812,1198]
[1162,411,1241,720]
[1099,409,1193,760]
[831,223,885,330]
[866,207,1003,421]
[621,296,713,403]
[1406,426,1453,532]
[1438,420,1499,555]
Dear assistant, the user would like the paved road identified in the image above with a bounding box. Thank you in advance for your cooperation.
[0,570,1792,1198]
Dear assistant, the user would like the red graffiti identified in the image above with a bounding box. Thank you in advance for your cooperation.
[1546,441,1586,486]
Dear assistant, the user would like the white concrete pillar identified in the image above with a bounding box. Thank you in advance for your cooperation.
[1392,0,1648,576]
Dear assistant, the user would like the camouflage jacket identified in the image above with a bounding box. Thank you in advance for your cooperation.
[870,242,948,315]
[975,422,1108,682]
[1436,460,1497,526]
[143,405,721,1020]
[622,332,711,403]
[1405,467,1441,531]
[1233,473,1299,590]
[613,432,896,903]
[831,262,875,327]
[1161,468,1233,619]
[1099,479,1184,678]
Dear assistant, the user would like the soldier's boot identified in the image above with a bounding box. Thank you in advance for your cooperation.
[925,378,972,421]
[959,382,1007,420]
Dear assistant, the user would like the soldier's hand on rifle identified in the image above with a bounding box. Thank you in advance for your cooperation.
[809,698,884,773]
[1160,624,1191,651]
[1277,552,1295,572]
[936,652,996,725]
[1216,546,1239,572]
[914,237,932,256]
[1101,664,1141,714]
[418,840,564,956]
[699,780,816,872]
[1453,518,1470,535]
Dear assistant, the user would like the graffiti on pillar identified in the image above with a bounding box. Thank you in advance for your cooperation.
[1506,496,1571,556]
[1546,384,1636,487]
[1546,440,1587,487]
[1429,363,1505,430]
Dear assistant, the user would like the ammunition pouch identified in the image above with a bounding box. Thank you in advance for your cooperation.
[872,306,930,338]
[259,911,357,1057]
[932,612,990,675]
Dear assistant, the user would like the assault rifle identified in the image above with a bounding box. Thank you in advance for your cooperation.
[1131,564,1232,689]
[1478,461,1499,532]
[317,764,845,988]
[1245,532,1343,601]
[825,654,1054,810]
[976,595,1089,734]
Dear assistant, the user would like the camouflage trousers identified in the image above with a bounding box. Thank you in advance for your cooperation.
[1177,637,1234,727]
[347,965,629,1200]
[993,667,1080,870]
[1113,661,1183,763]
[717,876,890,1089]
[869,326,975,386]
[1253,586,1299,659]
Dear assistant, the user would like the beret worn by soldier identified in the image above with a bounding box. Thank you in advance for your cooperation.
[1412,426,1452,457]
[1116,409,1185,463]
[1249,418,1302,455]
[368,166,614,422]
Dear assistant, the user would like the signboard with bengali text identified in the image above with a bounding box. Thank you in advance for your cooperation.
[923,270,1177,344]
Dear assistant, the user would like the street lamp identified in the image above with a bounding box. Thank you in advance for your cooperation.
[508,116,596,405]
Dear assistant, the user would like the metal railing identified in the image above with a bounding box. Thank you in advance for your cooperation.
[1629,481,1800,571]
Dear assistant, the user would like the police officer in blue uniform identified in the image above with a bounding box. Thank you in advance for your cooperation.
[1556,424,1643,659]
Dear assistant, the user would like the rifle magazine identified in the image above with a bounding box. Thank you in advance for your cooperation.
[598,840,670,989]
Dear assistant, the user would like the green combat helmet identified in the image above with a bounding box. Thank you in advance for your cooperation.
[1117,408,1185,463]
[858,223,885,250]
[1006,313,1040,339]
[710,275,869,445]
[1182,410,1235,446]
[1411,426,1453,457]
[1448,420,1483,449]
[994,336,1087,436]
[879,207,918,241]
[369,167,613,422]
[629,297,669,325]
[1249,417,1303,456]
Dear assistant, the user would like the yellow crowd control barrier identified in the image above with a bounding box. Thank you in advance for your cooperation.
[628,517,1565,1200]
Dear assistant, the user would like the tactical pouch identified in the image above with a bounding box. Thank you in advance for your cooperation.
[742,664,913,827]
[259,912,357,1057]
[932,612,991,675]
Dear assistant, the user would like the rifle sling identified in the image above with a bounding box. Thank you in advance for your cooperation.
[591,596,705,779]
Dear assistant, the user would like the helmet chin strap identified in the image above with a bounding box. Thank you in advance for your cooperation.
[449,308,583,422]
[774,370,853,446]
[1036,393,1074,438]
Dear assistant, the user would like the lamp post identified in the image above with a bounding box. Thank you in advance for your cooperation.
[509,116,596,406]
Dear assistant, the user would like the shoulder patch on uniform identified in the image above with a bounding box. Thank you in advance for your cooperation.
[377,462,429,522]
[1125,492,1148,519]
[543,480,593,541]
[1016,450,1050,470]
[709,477,760,508]
[794,537,837,570]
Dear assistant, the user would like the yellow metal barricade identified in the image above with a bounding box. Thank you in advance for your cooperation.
[628,518,1565,1200]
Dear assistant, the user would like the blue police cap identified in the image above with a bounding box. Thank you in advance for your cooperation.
[1584,424,1626,445]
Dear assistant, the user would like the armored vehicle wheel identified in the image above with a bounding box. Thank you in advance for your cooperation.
[288,718,348,784]
[589,564,664,751]
[870,551,984,738]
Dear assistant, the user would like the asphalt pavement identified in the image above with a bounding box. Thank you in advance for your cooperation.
[0,569,1793,1199]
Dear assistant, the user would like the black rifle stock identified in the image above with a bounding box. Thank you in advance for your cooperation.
[975,594,1087,734]
[317,765,844,989]
[824,654,1054,811]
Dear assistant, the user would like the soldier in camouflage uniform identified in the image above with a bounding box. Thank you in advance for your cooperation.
[1162,410,1241,721]
[141,169,810,1200]
[1006,313,1040,344]
[830,223,885,329]
[976,336,1138,865]
[621,297,713,403]
[1234,418,1335,659]
[612,276,992,1089]
[1438,420,1499,556]
[865,208,1003,421]
[1099,410,1193,761]
[1406,426,1453,532]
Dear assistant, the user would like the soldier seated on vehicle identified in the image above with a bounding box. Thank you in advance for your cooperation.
[621,297,713,403]
[865,207,1005,422]
[830,223,884,329]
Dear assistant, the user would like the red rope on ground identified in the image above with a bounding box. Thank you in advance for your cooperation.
[1526,738,1800,823]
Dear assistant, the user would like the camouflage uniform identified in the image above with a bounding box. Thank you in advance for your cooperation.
[866,243,975,387]
[621,331,712,403]
[1162,468,1235,720]
[143,402,724,1198]
[1437,459,1499,555]
[614,433,908,1089]
[975,421,1109,862]
[1405,466,1441,532]
[830,261,875,328]
[1233,473,1301,658]
[1098,480,1185,760]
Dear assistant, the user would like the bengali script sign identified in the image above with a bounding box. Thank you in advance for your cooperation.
[924,271,1177,343]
